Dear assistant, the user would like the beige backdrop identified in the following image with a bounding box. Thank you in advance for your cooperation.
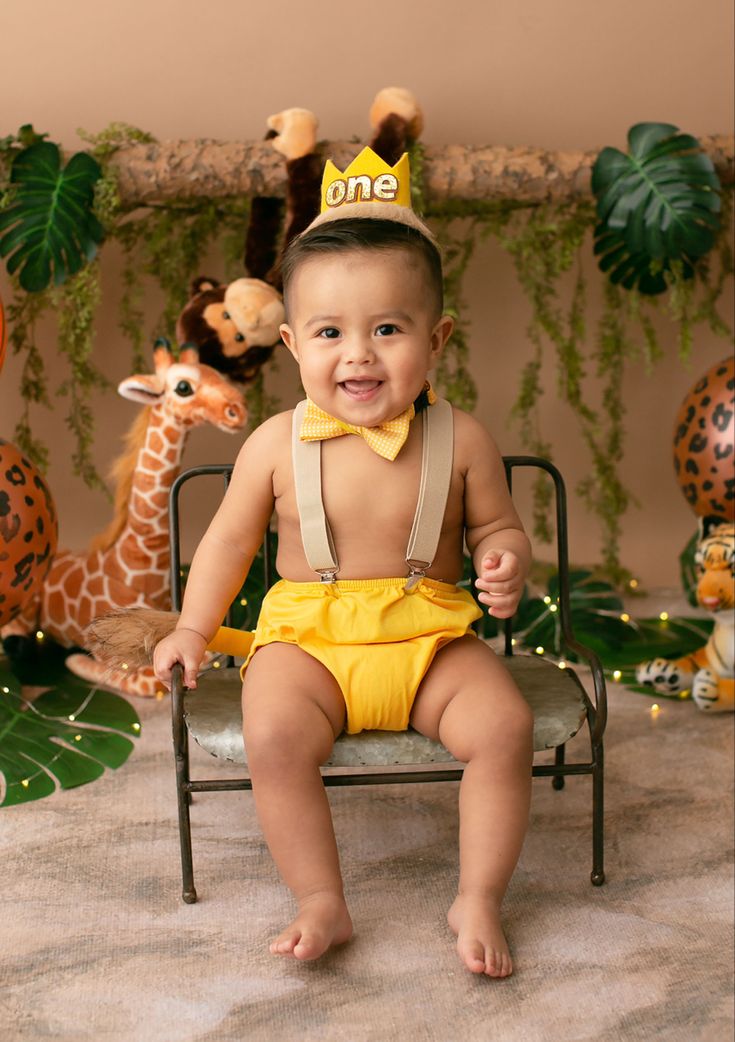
[0,0,733,586]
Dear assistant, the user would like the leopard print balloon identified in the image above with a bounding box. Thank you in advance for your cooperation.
[673,356,734,521]
[0,440,58,628]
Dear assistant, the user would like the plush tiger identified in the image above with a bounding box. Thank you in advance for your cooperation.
[635,518,734,712]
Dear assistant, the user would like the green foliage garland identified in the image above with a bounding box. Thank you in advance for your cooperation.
[1,125,733,581]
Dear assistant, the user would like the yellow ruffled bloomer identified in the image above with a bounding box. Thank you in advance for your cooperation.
[239,576,482,734]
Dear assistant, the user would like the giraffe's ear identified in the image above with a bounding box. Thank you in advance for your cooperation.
[179,343,200,365]
[118,374,165,405]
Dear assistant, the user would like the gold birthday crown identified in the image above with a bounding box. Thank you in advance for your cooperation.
[320,147,411,212]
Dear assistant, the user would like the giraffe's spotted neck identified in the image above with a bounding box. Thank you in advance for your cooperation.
[128,407,186,529]
[101,407,190,601]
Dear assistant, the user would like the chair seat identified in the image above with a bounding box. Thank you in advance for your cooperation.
[185,654,588,767]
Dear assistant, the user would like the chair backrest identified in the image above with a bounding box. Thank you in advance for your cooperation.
[168,455,578,662]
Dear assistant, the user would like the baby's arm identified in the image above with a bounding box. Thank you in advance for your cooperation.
[154,415,282,688]
[457,412,531,619]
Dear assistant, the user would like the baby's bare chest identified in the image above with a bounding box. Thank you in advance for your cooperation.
[273,433,464,565]
[278,438,422,530]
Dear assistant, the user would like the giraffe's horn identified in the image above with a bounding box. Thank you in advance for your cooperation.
[85,607,180,667]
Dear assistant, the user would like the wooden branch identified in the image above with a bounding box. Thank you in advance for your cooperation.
[110,135,735,208]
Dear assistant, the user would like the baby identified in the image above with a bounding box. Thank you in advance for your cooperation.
[154,178,533,978]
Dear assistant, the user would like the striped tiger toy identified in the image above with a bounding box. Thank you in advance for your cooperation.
[636,518,734,712]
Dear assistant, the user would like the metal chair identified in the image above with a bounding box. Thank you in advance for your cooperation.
[169,457,607,904]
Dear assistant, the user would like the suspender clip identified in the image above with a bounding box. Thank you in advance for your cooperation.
[405,562,429,591]
[318,568,338,584]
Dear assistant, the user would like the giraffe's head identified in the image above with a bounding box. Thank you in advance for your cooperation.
[117,341,247,432]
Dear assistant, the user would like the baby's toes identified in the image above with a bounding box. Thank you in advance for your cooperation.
[486,950,512,978]
[458,938,487,974]
[270,929,299,956]
[293,933,323,960]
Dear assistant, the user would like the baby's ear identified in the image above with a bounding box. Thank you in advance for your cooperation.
[279,323,298,360]
[430,314,454,358]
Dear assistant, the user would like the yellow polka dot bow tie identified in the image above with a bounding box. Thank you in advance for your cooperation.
[299,384,436,461]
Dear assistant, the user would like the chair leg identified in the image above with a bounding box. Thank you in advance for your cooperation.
[552,743,566,789]
[175,754,198,903]
[591,741,605,886]
[172,676,198,904]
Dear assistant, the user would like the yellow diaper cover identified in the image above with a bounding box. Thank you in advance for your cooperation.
[241,576,482,734]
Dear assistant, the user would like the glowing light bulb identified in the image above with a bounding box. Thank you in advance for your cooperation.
[535,646,545,655]
[74,734,82,742]
[558,660,567,670]
[620,613,630,623]
[543,595,551,605]
[240,597,248,606]
[21,779,30,788]
[212,660,221,669]
[68,714,76,722]
[2,686,9,694]
[650,703,661,714]
[629,578,639,590]
[121,662,129,671]
[659,612,669,622]
[511,638,517,646]
[613,670,622,681]
[35,630,45,641]
[132,723,141,732]
[549,604,558,613]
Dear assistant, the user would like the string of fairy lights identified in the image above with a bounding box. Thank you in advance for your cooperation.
[503,575,698,719]
[12,573,698,797]
[3,636,141,800]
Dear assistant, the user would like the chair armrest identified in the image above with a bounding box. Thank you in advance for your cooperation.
[503,455,608,746]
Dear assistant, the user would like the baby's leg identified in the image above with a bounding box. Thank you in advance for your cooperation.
[410,636,534,978]
[242,642,352,960]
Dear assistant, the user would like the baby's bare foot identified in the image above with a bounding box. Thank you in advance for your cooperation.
[270,892,353,961]
[448,893,513,977]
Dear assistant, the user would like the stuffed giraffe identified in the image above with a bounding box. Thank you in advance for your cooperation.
[1,340,247,697]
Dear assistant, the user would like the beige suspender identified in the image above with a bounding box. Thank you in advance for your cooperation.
[292,400,340,581]
[291,398,454,585]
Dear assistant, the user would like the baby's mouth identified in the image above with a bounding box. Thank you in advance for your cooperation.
[340,380,383,399]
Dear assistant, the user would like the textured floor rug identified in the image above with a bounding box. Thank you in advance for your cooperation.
[1,665,733,1042]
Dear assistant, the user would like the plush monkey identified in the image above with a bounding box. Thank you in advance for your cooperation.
[369,86,424,167]
[175,276,283,383]
[173,90,424,386]
[175,109,321,383]
[245,108,322,288]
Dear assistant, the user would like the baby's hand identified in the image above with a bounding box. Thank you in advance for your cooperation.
[475,550,524,619]
[153,627,208,690]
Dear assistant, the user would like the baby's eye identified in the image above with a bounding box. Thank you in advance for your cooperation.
[375,323,399,337]
[317,327,341,340]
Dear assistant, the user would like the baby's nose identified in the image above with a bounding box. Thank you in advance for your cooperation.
[343,337,375,363]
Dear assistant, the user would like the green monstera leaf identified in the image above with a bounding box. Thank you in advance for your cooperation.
[592,122,721,294]
[0,666,140,807]
[0,140,104,291]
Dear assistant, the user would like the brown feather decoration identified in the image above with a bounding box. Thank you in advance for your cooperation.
[85,608,180,667]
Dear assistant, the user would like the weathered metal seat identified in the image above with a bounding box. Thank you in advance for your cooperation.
[170,457,607,903]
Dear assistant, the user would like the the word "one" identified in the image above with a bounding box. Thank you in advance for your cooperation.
[325,173,399,207]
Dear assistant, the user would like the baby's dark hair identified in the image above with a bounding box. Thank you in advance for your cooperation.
[281,218,444,319]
